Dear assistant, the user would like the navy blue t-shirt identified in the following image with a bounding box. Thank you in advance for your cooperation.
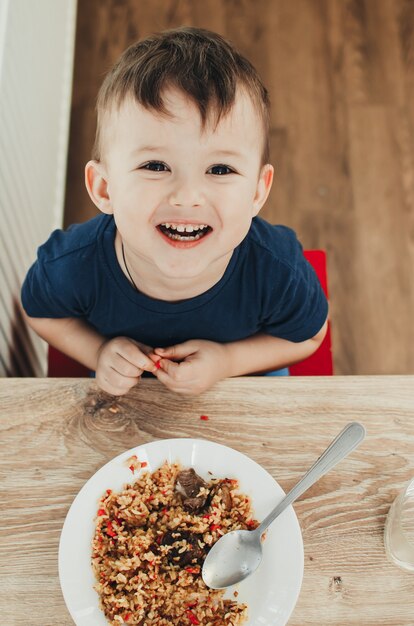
[21,214,328,346]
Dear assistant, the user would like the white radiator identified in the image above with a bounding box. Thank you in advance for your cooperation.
[0,0,77,376]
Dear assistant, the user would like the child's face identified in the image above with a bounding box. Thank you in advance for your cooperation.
[87,88,273,283]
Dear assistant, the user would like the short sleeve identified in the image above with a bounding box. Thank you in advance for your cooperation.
[261,256,328,342]
[21,235,92,318]
[21,215,113,319]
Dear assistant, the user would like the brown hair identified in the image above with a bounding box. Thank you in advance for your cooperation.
[93,27,270,165]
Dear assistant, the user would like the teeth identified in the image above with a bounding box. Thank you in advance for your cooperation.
[160,222,208,233]
[168,232,204,241]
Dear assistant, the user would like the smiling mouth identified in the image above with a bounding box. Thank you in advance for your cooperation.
[157,223,213,242]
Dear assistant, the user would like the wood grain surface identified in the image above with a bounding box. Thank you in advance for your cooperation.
[63,0,414,376]
[1,376,413,625]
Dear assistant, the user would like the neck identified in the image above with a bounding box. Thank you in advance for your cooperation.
[116,232,231,301]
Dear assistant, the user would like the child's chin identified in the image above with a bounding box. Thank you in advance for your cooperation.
[156,259,206,279]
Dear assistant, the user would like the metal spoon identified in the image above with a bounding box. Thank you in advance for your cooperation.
[202,421,366,589]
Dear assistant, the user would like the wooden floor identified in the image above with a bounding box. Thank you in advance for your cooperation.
[64,0,414,375]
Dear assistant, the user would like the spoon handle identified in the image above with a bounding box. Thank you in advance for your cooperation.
[257,422,366,535]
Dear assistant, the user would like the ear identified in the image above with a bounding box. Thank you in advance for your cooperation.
[252,164,274,217]
[85,160,113,214]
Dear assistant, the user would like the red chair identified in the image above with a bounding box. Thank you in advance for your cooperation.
[48,345,89,377]
[48,250,333,377]
[289,250,333,376]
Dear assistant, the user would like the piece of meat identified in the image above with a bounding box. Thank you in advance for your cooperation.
[161,529,206,567]
[179,495,208,512]
[177,468,207,497]
[208,481,233,511]
[218,483,232,511]
[176,468,209,512]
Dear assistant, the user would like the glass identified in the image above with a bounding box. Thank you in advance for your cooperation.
[384,478,414,571]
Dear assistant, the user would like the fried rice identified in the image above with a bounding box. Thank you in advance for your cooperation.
[91,460,259,625]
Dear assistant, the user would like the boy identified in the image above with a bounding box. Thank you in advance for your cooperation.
[21,27,328,396]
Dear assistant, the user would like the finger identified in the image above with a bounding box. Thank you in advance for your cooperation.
[110,353,144,378]
[154,366,188,394]
[155,358,196,385]
[147,352,162,368]
[109,369,141,389]
[99,362,141,385]
[154,341,197,361]
[116,342,157,373]
[154,367,200,395]
[154,359,175,379]
[135,342,156,357]
[96,372,139,396]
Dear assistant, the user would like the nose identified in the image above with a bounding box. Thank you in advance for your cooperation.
[168,176,204,208]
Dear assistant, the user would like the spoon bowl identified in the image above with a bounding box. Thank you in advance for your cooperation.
[202,528,263,588]
[202,422,366,589]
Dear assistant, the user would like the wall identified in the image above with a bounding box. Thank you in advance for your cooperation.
[0,0,77,375]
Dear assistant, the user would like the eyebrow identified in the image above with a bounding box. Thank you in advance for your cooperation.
[130,146,163,156]
[130,147,245,158]
[211,149,244,158]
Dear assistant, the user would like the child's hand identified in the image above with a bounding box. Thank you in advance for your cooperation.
[95,337,158,395]
[153,340,230,395]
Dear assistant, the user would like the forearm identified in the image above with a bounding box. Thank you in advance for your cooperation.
[23,313,106,370]
[224,323,327,377]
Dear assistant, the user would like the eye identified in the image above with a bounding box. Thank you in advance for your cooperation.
[140,161,169,172]
[207,164,235,176]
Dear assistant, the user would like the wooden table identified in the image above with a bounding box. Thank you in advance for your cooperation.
[1,376,413,625]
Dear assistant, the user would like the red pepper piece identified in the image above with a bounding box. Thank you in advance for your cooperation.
[141,461,148,468]
[97,509,106,516]
[106,521,117,538]
[155,360,162,369]
[209,523,221,532]
[246,519,257,528]
[186,610,200,625]
[124,613,131,621]
[200,415,209,420]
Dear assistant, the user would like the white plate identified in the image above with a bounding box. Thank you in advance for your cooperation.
[59,438,304,625]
